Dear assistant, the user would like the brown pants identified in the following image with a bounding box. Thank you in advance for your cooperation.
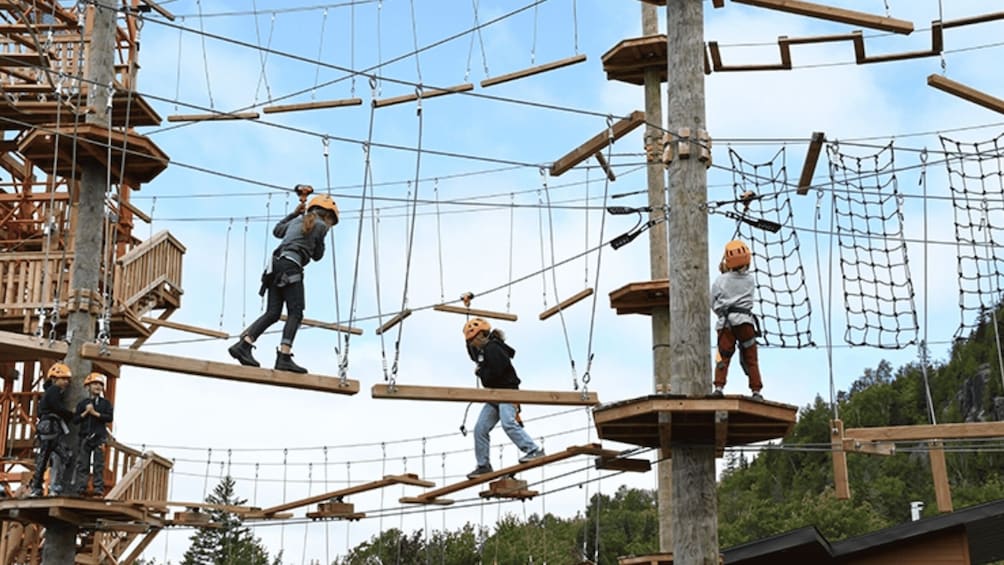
[715,323,762,392]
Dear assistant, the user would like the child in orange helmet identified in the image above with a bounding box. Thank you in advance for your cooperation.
[73,372,113,496]
[712,240,763,400]
[30,362,74,496]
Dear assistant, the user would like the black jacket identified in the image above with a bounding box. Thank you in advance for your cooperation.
[472,337,521,390]
[38,382,73,423]
[73,396,114,442]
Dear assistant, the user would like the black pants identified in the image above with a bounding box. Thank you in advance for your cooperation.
[74,438,106,494]
[244,257,305,347]
[32,436,70,493]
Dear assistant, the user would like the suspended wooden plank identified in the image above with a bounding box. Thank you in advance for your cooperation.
[831,419,850,500]
[281,314,363,335]
[372,383,598,406]
[166,112,260,122]
[140,317,228,339]
[263,98,363,114]
[730,0,914,34]
[551,110,645,177]
[481,54,587,88]
[594,450,652,473]
[941,10,1004,29]
[433,304,518,322]
[306,501,365,520]
[372,83,474,108]
[539,288,594,321]
[796,131,825,195]
[844,421,1004,442]
[927,74,1004,116]
[79,343,360,395]
[375,309,412,336]
[255,474,434,517]
[400,444,606,505]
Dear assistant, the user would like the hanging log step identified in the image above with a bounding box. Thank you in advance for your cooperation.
[433,304,517,322]
[373,83,474,108]
[371,383,598,406]
[166,111,259,122]
[481,54,587,88]
[376,309,412,335]
[539,288,594,321]
[263,98,363,114]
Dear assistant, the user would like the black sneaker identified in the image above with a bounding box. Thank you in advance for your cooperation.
[466,465,493,479]
[751,391,764,401]
[29,488,43,497]
[518,449,545,464]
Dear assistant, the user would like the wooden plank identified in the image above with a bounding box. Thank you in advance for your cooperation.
[731,0,914,34]
[165,112,259,122]
[845,421,1004,442]
[400,444,606,505]
[258,474,434,516]
[139,0,175,21]
[375,309,412,336]
[594,152,616,181]
[941,10,1004,29]
[831,419,850,499]
[373,83,474,108]
[80,343,360,395]
[929,440,953,512]
[280,314,363,335]
[594,454,652,473]
[481,54,587,88]
[263,98,363,114]
[432,304,518,321]
[371,383,598,406]
[551,110,645,177]
[479,478,538,500]
[539,288,594,321]
[0,329,68,361]
[140,318,228,339]
[714,410,729,457]
[927,74,1004,116]
[841,439,895,456]
[796,131,825,194]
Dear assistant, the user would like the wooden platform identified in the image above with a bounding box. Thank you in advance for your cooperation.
[371,383,598,406]
[593,394,796,450]
[602,35,667,85]
[401,444,608,505]
[80,343,360,395]
[609,280,669,315]
[0,91,160,131]
[0,497,166,529]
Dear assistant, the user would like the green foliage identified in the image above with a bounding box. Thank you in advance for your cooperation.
[180,476,281,565]
[334,525,485,565]
[578,485,659,563]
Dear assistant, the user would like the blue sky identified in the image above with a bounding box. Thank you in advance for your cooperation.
[99,0,1004,561]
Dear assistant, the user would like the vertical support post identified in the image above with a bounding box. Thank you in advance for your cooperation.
[928,440,953,512]
[665,1,717,562]
[45,1,118,563]
[641,3,674,553]
[831,419,850,499]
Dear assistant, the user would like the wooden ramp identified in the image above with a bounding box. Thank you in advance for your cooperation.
[80,343,359,395]
[248,474,435,520]
[371,384,598,406]
[400,444,607,505]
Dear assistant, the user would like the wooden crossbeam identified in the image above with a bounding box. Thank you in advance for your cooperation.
[481,54,587,88]
[844,421,1004,442]
[400,444,606,505]
[928,74,1004,116]
[433,304,518,322]
[941,10,1004,29]
[80,343,360,395]
[281,315,363,335]
[371,383,598,406]
[714,410,729,457]
[841,439,895,456]
[539,288,594,321]
[375,309,412,336]
[373,83,474,108]
[594,451,652,473]
[140,318,228,339]
[263,98,363,114]
[257,474,434,516]
[166,112,260,122]
[0,330,67,361]
[550,110,645,177]
[796,131,825,195]
[730,0,914,34]
[594,151,616,181]
[831,419,850,499]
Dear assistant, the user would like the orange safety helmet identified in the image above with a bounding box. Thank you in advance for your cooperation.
[722,240,751,271]
[307,194,339,225]
[84,373,107,387]
[47,362,71,380]
[463,318,491,341]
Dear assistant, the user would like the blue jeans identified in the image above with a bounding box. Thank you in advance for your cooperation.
[474,403,539,467]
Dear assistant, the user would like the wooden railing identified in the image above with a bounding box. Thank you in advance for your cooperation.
[113,230,185,314]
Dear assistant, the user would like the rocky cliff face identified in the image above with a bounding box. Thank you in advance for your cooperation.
[957,363,1004,422]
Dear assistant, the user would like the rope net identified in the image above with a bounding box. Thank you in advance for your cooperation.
[727,147,814,348]
[941,134,1004,336]
[827,142,918,349]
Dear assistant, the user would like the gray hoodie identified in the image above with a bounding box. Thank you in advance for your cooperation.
[273,211,330,266]
[711,269,755,330]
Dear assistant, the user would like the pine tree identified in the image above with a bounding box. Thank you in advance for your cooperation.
[181,475,280,565]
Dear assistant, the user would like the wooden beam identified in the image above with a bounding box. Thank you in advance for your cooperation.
[258,474,434,516]
[594,454,652,473]
[263,98,363,114]
[927,74,1004,116]
[371,383,598,406]
[400,444,606,505]
[928,440,953,512]
[550,110,646,177]
[165,112,259,122]
[539,288,594,321]
[731,0,914,34]
[796,131,825,194]
[119,198,153,223]
[941,10,1004,29]
[0,330,67,361]
[480,54,587,88]
[841,439,895,456]
[373,83,474,108]
[80,343,360,395]
[594,152,616,181]
[375,309,412,336]
[831,419,850,499]
[433,304,518,322]
[281,315,363,335]
[49,505,86,525]
[845,421,1004,442]
[140,318,228,339]
[138,0,175,21]
[714,410,729,457]
[121,529,161,564]
[478,477,538,500]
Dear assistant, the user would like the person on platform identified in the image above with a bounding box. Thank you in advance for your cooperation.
[73,372,114,497]
[711,240,764,400]
[30,362,74,497]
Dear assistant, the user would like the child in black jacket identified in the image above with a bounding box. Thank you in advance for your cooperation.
[73,372,114,496]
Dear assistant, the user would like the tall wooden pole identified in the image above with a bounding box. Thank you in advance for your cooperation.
[44,1,117,562]
[665,1,718,563]
[641,3,674,553]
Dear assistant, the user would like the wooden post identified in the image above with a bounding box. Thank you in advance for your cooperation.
[641,3,674,554]
[831,419,850,499]
[665,1,717,563]
[48,0,118,561]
